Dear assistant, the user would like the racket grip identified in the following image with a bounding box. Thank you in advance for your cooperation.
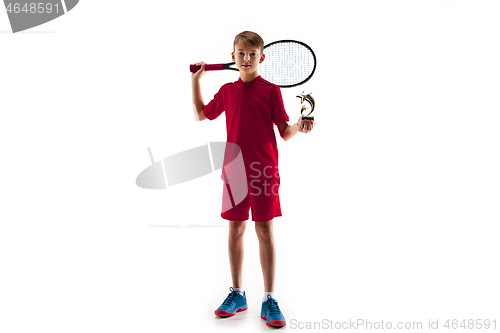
[190,64,224,73]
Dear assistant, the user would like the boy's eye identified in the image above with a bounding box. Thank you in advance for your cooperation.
[237,52,257,56]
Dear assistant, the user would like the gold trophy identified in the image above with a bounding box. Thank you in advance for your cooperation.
[297,91,315,122]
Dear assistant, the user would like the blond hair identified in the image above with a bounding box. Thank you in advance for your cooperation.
[233,31,264,54]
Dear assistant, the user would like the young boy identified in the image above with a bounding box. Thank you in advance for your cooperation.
[191,31,314,328]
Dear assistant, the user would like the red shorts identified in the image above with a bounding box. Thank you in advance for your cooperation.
[220,178,282,222]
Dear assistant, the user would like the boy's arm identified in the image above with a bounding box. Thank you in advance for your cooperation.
[191,62,207,121]
[277,119,315,141]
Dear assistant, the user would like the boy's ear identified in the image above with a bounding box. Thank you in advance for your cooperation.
[231,51,235,62]
[259,53,265,63]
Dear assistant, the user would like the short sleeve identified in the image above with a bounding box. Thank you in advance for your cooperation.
[271,86,289,125]
[202,86,225,120]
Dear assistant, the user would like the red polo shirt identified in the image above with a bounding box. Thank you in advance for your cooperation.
[202,75,289,183]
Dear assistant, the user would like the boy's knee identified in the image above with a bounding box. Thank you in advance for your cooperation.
[255,222,273,240]
[229,221,246,238]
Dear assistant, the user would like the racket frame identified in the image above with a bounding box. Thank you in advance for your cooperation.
[262,40,317,88]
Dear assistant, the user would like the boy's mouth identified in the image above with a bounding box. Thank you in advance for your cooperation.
[242,64,251,68]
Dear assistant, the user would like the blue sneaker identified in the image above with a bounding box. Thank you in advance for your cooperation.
[214,287,248,317]
[261,295,286,327]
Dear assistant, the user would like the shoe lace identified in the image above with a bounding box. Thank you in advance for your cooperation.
[221,287,239,307]
[266,295,281,316]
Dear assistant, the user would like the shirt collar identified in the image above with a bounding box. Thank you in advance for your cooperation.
[238,75,262,87]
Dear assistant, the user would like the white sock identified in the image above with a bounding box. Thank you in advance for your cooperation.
[233,287,245,296]
[263,291,275,302]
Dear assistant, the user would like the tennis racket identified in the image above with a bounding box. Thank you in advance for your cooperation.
[189,40,317,88]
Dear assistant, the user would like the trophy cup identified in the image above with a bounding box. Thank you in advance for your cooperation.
[296,91,315,122]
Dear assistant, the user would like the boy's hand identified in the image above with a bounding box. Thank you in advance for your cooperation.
[298,116,315,134]
[191,61,207,80]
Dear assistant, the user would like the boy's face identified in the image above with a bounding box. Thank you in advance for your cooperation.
[231,40,265,77]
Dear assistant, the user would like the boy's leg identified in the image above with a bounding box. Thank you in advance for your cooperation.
[254,220,275,292]
[228,220,247,288]
[256,219,286,327]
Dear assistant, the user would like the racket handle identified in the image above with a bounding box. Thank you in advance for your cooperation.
[190,64,224,73]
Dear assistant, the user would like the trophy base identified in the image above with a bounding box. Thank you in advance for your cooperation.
[301,116,314,121]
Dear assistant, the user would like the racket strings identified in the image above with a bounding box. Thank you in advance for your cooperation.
[260,41,315,87]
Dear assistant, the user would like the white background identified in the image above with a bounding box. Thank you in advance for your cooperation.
[1,0,499,332]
